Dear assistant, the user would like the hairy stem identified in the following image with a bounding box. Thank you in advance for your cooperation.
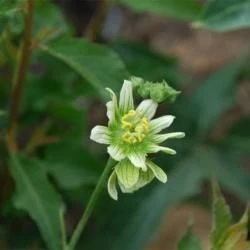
[8,0,34,145]
[68,157,115,250]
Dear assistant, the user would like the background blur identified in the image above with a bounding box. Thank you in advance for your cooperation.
[0,0,250,249]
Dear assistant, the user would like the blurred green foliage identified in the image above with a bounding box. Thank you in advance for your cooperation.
[0,0,249,250]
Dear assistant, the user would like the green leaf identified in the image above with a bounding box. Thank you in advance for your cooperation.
[40,37,129,100]
[109,153,207,250]
[33,0,70,39]
[45,140,102,189]
[0,0,20,36]
[8,152,63,250]
[0,0,19,16]
[188,147,250,204]
[119,0,202,21]
[219,208,250,250]
[211,182,232,250]
[194,0,250,31]
[222,118,250,151]
[112,41,184,87]
[193,59,244,136]
[177,226,202,250]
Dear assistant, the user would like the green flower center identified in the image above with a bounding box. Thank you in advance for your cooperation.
[121,110,149,144]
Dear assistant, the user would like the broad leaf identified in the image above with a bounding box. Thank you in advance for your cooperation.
[9,152,63,250]
[112,41,184,87]
[40,37,129,100]
[177,226,202,250]
[45,140,102,189]
[211,182,232,250]
[193,59,244,136]
[119,0,202,21]
[194,0,250,31]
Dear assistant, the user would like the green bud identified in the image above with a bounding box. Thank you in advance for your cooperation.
[131,76,181,103]
[130,76,144,89]
[137,81,151,98]
[149,83,166,103]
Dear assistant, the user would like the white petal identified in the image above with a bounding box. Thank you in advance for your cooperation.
[147,161,167,183]
[128,153,147,171]
[107,145,125,161]
[150,115,175,134]
[136,99,157,120]
[119,80,134,114]
[153,132,185,143]
[107,171,118,200]
[106,88,118,122]
[115,159,139,188]
[90,126,110,144]
[148,145,176,155]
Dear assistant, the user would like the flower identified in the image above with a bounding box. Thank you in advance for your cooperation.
[90,80,185,200]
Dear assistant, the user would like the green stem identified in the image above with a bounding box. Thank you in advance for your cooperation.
[68,157,115,250]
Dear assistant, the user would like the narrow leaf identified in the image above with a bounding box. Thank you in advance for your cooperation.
[194,0,250,31]
[40,37,128,99]
[9,153,63,250]
[119,0,202,21]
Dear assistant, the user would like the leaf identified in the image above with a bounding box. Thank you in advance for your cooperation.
[8,152,63,250]
[33,0,70,40]
[119,0,202,21]
[112,40,184,87]
[45,140,102,189]
[40,37,129,100]
[222,118,250,151]
[109,153,207,250]
[177,225,202,250]
[0,0,20,35]
[212,155,250,202]
[211,182,232,250]
[0,0,19,16]
[219,208,250,250]
[193,59,244,136]
[194,0,250,31]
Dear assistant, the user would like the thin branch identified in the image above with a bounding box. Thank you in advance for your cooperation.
[85,0,115,41]
[8,0,34,144]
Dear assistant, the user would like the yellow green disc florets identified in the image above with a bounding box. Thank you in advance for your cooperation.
[121,110,149,144]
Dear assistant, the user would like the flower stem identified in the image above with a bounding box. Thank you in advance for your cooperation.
[68,157,115,250]
[8,0,34,147]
